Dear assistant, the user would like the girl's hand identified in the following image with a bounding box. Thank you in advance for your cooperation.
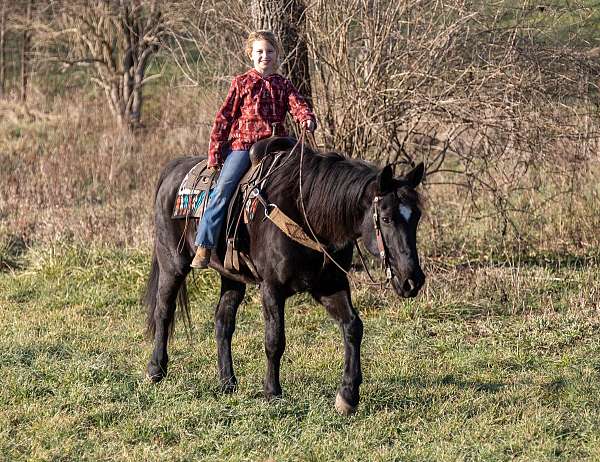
[303,119,316,132]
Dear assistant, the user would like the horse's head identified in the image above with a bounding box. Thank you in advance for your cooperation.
[361,162,425,298]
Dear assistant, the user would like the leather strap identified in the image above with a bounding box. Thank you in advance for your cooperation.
[372,196,393,281]
[265,204,323,252]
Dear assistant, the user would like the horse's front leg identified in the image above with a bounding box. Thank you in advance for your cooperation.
[215,276,246,393]
[261,283,286,399]
[313,281,363,415]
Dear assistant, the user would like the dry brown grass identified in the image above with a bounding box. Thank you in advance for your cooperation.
[0,84,220,248]
[1,71,599,263]
[2,90,600,261]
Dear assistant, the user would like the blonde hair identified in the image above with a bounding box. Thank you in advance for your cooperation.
[245,30,283,61]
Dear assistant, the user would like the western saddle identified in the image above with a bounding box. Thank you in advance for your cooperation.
[173,136,300,277]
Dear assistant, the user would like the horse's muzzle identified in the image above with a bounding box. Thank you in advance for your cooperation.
[393,269,425,298]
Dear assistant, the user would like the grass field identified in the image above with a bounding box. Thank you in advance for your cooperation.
[2,244,600,461]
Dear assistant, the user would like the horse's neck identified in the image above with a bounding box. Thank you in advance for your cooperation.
[300,163,373,246]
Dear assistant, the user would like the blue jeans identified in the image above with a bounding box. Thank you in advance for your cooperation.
[195,149,250,249]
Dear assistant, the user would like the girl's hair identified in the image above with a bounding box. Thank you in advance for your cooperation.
[245,30,283,60]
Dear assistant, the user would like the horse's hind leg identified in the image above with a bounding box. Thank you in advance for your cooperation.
[215,276,246,393]
[146,261,189,383]
[312,281,363,415]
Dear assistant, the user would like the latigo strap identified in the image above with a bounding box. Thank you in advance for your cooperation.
[265,205,323,252]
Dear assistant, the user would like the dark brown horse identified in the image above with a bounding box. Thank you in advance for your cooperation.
[143,144,425,414]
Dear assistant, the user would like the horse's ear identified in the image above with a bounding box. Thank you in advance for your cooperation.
[402,162,425,188]
[377,164,395,194]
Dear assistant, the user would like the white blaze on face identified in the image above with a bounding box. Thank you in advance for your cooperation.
[399,205,412,222]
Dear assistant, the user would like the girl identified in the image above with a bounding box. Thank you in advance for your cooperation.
[191,30,317,268]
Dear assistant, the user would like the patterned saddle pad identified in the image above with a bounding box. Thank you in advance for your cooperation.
[172,159,219,219]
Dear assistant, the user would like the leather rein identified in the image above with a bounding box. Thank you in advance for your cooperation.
[275,129,395,287]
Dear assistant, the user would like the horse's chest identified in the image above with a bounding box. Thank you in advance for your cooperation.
[255,249,323,291]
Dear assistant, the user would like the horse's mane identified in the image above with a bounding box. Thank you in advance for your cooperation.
[266,147,378,244]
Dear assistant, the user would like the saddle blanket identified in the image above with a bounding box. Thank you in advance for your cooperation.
[172,160,218,219]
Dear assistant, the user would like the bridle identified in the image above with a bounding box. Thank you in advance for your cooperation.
[371,196,394,282]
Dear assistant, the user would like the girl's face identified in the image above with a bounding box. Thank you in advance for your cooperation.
[251,39,277,76]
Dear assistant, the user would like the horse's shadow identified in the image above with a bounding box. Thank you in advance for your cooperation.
[263,370,507,416]
[360,373,506,413]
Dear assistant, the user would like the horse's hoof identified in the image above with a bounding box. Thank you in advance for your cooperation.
[263,382,282,401]
[146,363,166,383]
[264,389,283,401]
[335,392,357,415]
[221,377,238,394]
[265,393,283,403]
[146,371,165,383]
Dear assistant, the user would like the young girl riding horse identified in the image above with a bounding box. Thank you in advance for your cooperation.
[191,30,317,268]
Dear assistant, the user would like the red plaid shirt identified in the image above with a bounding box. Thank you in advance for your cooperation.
[208,69,316,167]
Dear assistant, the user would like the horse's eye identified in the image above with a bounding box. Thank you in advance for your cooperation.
[381,216,391,224]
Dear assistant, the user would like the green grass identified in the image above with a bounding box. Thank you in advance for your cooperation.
[1,244,600,461]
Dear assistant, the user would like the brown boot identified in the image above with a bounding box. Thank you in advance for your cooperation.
[191,247,211,269]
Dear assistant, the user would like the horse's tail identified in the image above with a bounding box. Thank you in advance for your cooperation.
[143,249,160,340]
[143,246,193,340]
[144,158,193,340]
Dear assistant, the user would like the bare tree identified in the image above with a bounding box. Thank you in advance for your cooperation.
[162,0,249,87]
[0,0,6,97]
[19,0,32,102]
[46,0,166,129]
[305,1,600,159]
[300,0,600,231]
[165,0,313,97]
[0,1,37,100]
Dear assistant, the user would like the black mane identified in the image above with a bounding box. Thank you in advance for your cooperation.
[266,148,378,245]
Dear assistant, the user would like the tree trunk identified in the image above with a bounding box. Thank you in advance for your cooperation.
[20,0,32,102]
[118,4,158,129]
[123,39,150,128]
[129,65,144,126]
[0,0,6,97]
[251,0,313,106]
